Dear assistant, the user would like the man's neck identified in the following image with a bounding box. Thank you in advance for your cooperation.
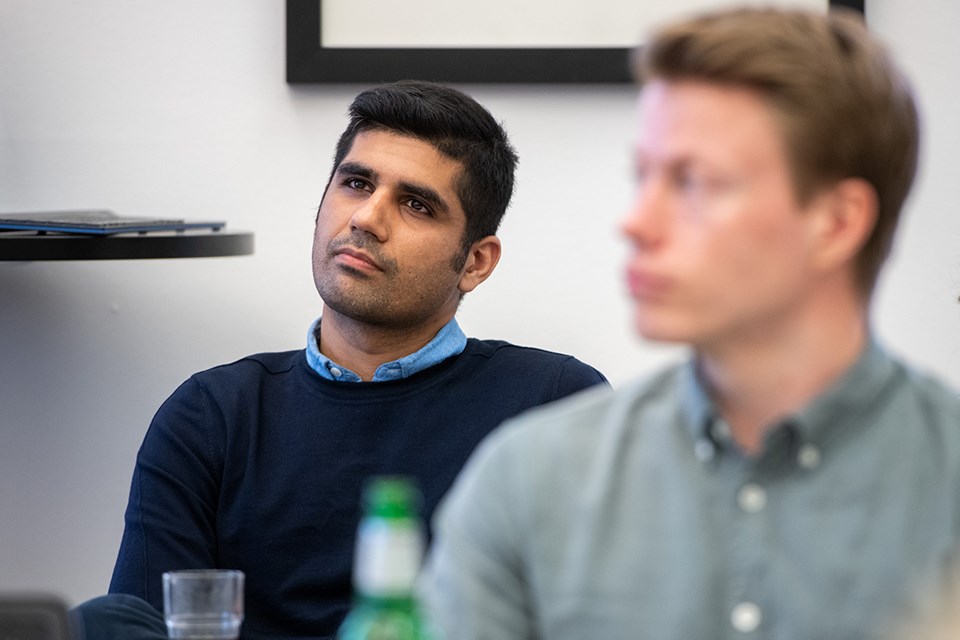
[697,292,868,455]
[318,307,454,382]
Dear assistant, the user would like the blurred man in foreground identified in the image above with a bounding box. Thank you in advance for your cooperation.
[422,8,960,639]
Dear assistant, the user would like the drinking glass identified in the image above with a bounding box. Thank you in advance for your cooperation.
[162,569,244,639]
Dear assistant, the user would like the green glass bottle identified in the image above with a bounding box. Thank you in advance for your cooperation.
[337,476,441,640]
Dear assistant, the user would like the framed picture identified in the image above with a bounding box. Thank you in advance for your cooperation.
[286,0,865,84]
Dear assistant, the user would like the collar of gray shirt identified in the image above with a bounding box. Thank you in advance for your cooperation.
[678,338,895,458]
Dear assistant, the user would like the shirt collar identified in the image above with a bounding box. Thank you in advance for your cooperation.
[790,338,896,443]
[679,337,897,453]
[305,316,467,383]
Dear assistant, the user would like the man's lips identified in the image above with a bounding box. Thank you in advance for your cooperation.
[334,247,383,272]
[625,268,672,298]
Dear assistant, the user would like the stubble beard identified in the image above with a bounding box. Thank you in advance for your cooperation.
[314,233,464,330]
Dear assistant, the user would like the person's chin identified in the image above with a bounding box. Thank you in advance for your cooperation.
[633,313,692,345]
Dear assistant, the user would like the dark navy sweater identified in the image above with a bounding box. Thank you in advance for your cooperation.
[109,339,606,638]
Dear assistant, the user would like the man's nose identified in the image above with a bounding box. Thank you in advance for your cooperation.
[349,192,390,242]
[620,178,669,249]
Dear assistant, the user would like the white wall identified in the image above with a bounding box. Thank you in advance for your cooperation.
[1,1,958,607]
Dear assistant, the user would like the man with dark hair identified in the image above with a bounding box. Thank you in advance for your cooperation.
[421,8,960,640]
[75,80,606,639]
[329,80,517,255]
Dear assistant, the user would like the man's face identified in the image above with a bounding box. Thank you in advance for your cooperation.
[312,129,470,330]
[622,80,824,349]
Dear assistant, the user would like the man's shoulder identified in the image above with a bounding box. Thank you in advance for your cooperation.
[447,363,688,506]
[463,338,606,378]
[187,349,306,386]
[488,362,686,450]
[464,338,582,361]
[889,355,960,421]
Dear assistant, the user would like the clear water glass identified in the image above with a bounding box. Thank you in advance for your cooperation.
[163,569,244,639]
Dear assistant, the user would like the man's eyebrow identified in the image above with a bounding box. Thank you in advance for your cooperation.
[335,161,375,179]
[399,181,451,215]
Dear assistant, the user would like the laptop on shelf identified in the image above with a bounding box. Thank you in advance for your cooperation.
[0,209,226,236]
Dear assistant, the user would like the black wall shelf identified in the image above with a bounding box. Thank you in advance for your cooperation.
[0,229,254,261]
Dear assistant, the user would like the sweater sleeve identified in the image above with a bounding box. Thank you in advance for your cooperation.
[108,375,225,610]
[419,423,537,640]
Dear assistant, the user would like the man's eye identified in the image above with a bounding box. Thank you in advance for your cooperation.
[405,198,431,215]
[340,177,372,192]
[633,163,649,186]
[678,173,705,192]
[678,171,727,194]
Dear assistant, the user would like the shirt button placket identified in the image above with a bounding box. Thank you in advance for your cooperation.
[730,479,766,636]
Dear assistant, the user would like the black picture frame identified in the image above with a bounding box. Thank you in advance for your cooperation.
[286,0,865,84]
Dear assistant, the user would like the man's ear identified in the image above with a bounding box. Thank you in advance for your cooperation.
[458,236,502,294]
[808,177,878,273]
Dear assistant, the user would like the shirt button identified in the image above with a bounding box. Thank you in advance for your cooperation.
[711,420,732,442]
[329,367,343,378]
[798,444,821,470]
[731,602,762,632]
[694,440,716,462]
[737,483,767,514]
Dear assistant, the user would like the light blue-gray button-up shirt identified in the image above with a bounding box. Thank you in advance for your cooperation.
[423,340,960,640]
[305,316,467,382]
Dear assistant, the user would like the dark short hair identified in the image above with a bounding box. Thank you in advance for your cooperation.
[327,80,518,253]
[636,8,919,297]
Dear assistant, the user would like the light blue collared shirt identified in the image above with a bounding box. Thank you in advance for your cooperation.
[305,317,467,382]
[422,339,960,639]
